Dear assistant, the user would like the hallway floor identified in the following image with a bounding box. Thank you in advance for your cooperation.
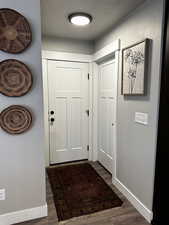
[17,162,150,225]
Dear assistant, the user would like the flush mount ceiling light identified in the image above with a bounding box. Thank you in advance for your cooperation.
[68,13,92,26]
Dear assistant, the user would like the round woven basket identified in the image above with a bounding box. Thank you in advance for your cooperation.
[0,59,33,97]
[0,105,32,134]
[0,8,32,53]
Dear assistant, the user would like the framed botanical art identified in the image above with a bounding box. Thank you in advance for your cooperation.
[121,39,149,95]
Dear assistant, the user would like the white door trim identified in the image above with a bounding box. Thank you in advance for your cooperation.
[93,39,120,62]
[42,51,93,63]
[42,39,120,167]
[42,59,50,167]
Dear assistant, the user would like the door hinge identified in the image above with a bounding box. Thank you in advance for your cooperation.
[87,145,89,151]
[88,73,90,80]
[86,109,89,117]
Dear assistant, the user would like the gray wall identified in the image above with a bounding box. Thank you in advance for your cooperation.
[42,36,94,54]
[95,0,164,210]
[0,0,46,215]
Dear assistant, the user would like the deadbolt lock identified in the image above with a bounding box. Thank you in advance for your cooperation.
[51,118,55,122]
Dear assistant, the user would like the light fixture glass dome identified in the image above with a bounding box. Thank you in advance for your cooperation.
[68,13,92,26]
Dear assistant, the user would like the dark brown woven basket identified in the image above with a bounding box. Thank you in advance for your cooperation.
[0,8,32,54]
[0,59,33,97]
[0,105,32,134]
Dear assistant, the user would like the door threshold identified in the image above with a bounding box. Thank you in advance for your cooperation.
[49,159,88,168]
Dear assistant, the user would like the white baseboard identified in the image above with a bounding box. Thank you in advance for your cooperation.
[0,204,48,225]
[112,178,153,223]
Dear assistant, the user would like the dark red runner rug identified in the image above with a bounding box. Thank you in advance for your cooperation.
[47,163,123,221]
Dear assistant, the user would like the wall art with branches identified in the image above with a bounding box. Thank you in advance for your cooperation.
[122,39,149,95]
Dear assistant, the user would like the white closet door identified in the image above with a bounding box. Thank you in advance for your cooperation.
[48,60,89,164]
[98,59,117,173]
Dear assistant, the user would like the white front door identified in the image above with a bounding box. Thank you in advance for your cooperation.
[98,59,117,174]
[48,60,89,164]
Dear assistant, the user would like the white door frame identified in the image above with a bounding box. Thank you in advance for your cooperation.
[42,39,120,168]
[42,52,93,166]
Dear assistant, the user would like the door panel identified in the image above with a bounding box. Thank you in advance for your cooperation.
[54,98,67,150]
[48,61,89,164]
[98,60,116,173]
[70,98,81,149]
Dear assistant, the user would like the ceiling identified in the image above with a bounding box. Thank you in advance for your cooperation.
[41,0,146,41]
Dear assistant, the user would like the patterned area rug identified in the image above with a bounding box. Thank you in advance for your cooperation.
[47,163,123,221]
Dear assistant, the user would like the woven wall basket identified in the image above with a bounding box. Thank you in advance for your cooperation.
[0,8,32,54]
[0,105,32,134]
[0,59,33,97]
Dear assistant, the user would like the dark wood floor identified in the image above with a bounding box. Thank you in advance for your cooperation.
[16,162,150,225]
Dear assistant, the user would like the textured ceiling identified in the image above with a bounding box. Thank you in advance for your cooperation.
[41,0,146,41]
